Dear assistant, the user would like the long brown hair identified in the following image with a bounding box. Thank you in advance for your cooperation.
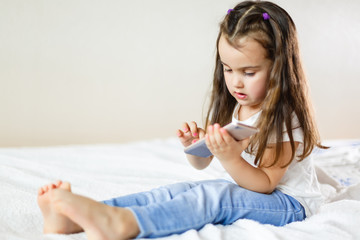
[205,1,327,167]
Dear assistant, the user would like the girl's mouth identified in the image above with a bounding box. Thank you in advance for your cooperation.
[235,92,247,100]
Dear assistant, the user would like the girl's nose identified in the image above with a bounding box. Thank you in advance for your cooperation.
[232,74,244,88]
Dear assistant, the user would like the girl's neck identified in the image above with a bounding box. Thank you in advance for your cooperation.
[237,104,262,121]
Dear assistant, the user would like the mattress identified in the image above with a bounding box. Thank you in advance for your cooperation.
[0,138,359,240]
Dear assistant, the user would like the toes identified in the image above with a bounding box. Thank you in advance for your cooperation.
[38,181,71,196]
[55,180,63,187]
[38,187,44,195]
[39,182,57,195]
[60,181,72,191]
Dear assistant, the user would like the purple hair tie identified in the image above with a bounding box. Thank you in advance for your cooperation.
[262,12,270,20]
[227,9,234,14]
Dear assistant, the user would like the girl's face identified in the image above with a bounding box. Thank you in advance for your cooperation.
[218,35,272,113]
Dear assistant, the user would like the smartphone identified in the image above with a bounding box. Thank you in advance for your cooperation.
[184,122,258,158]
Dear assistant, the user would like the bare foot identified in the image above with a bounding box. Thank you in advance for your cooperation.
[50,189,140,240]
[37,180,82,234]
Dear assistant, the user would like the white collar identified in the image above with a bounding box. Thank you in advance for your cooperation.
[232,103,262,126]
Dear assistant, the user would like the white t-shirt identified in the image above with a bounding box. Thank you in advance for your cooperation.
[223,103,323,217]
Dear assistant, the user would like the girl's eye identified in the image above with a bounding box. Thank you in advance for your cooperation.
[244,72,255,76]
[224,68,232,73]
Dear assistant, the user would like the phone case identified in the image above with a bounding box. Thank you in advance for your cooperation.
[184,122,258,158]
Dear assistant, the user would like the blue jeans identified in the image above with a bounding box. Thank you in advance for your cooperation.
[102,179,305,238]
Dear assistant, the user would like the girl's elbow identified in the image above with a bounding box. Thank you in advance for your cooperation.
[254,186,276,194]
[187,156,213,170]
[264,188,276,194]
[264,182,279,194]
[256,181,277,194]
[191,164,208,170]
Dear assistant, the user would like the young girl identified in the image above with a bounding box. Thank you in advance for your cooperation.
[37,1,326,239]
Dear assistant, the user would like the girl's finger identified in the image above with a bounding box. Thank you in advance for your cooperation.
[198,128,206,139]
[213,123,224,146]
[207,125,214,137]
[176,129,183,137]
[207,125,218,147]
[188,121,199,137]
[220,127,233,144]
[205,133,212,149]
[181,122,190,133]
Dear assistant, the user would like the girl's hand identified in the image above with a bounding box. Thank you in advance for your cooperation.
[206,123,249,161]
[177,121,206,147]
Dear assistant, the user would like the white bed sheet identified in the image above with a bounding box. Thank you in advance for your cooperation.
[0,138,359,240]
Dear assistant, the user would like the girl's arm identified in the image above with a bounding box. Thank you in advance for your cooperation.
[206,124,298,194]
[185,154,213,170]
[177,121,213,170]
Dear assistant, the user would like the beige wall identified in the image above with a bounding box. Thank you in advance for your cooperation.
[1,0,359,147]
